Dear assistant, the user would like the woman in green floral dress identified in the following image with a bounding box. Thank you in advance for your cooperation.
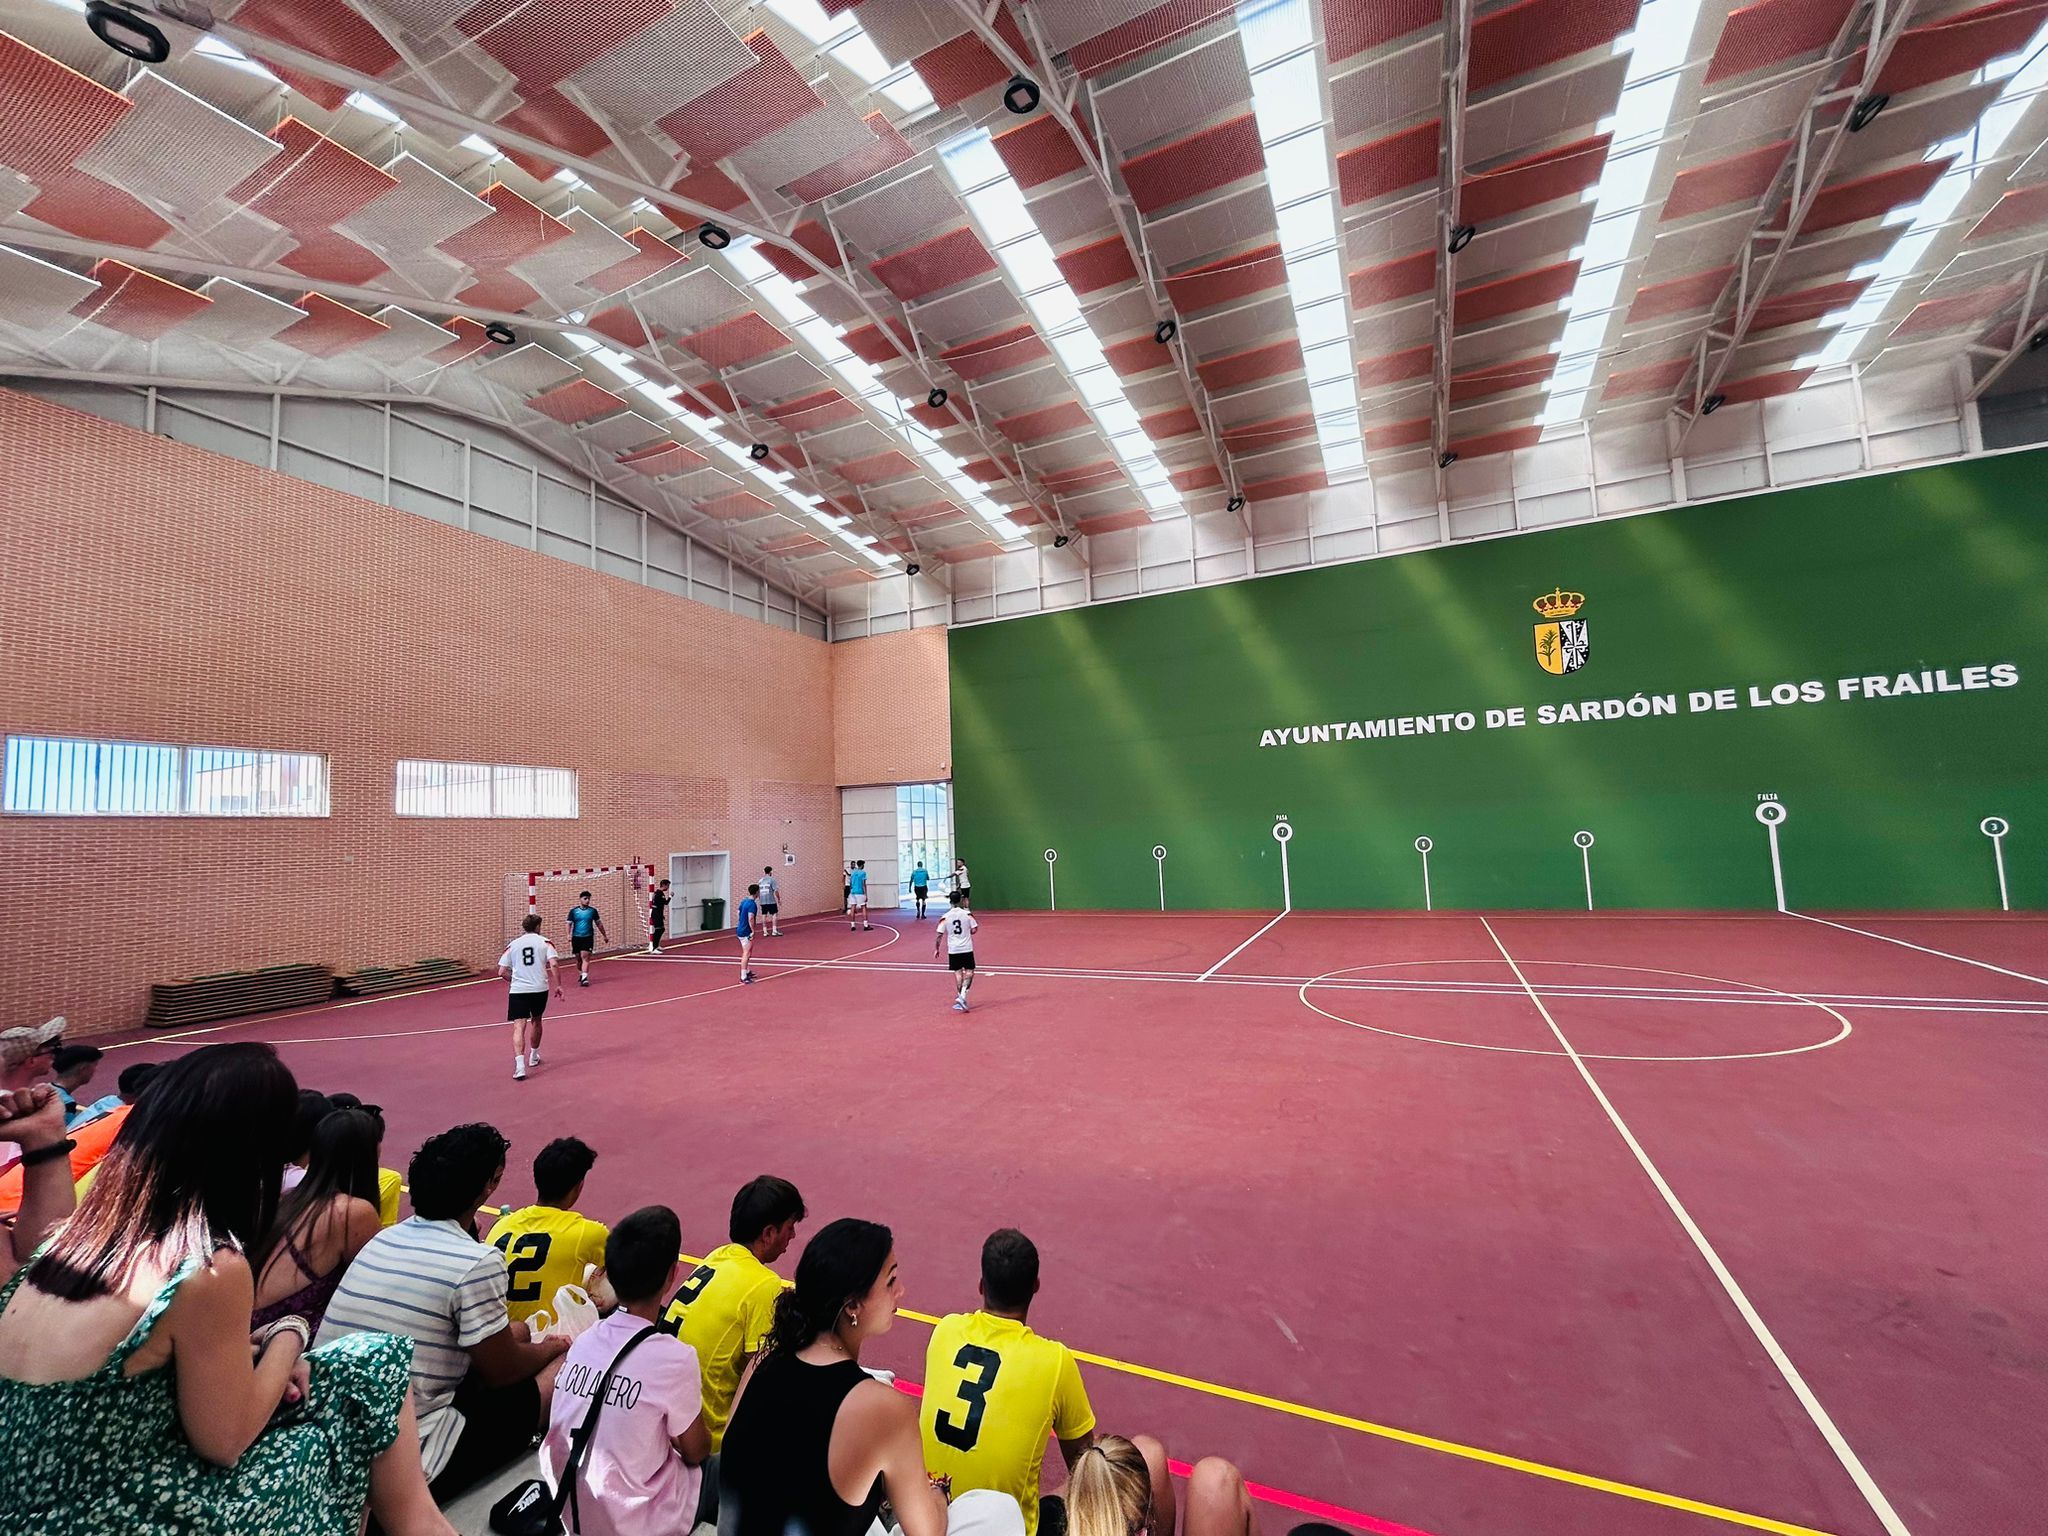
[0,1044,454,1535]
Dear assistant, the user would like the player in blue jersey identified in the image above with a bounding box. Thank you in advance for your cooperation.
[566,890,608,987]
[736,883,760,984]
[847,860,871,931]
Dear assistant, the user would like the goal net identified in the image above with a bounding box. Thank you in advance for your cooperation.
[501,860,652,955]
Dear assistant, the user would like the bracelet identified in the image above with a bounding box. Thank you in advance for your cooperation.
[18,1138,75,1167]
[263,1316,312,1354]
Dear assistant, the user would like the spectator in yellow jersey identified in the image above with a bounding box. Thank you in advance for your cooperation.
[920,1230,1104,1536]
[487,1137,610,1325]
[660,1175,805,1471]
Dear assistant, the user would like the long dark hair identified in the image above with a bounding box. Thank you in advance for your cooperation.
[764,1217,893,1357]
[256,1107,382,1274]
[28,1043,297,1301]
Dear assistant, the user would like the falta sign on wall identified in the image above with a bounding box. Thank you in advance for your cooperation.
[1257,582,2023,750]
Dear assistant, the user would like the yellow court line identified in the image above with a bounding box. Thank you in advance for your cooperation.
[886,1307,1836,1536]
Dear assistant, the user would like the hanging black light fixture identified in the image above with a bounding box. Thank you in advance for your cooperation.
[1701,393,1726,415]
[698,222,732,250]
[1438,451,1458,468]
[1448,225,1476,254]
[484,322,518,346]
[748,442,770,461]
[86,2,169,63]
[1004,76,1042,114]
[1153,318,1177,345]
[1052,533,1070,548]
[1849,94,1889,131]
[1225,493,1246,514]
[926,386,949,409]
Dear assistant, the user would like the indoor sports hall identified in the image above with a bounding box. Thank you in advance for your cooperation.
[0,4,2042,1536]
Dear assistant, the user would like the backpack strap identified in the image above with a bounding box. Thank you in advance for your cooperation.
[556,1324,661,1534]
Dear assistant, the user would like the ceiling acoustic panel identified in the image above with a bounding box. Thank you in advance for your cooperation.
[71,71,279,224]
[525,377,629,423]
[1601,355,1693,398]
[341,153,495,261]
[939,324,1050,380]
[994,116,1090,191]
[871,227,999,302]
[782,112,913,202]
[0,35,131,181]
[561,0,758,122]
[1326,0,1444,60]
[1707,0,1856,82]
[1664,142,1791,222]
[657,33,822,164]
[1055,237,1142,294]
[1629,264,1735,321]
[1094,33,1252,153]
[1349,251,1437,309]
[910,7,1031,108]
[1122,115,1265,215]
[1865,0,2048,98]
[227,119,401,235]
[1338,120,1442,207]
[69,260,210,341]
[437,182,574,269]
[1460,135,1611,224]
[1069,0,1237,77]
[1463,55,1629,164]
[1456,261,1582,325]
[1467,0,1641,94]
[274,293,392,357]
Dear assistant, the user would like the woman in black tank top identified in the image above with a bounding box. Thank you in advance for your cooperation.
[718,1220,946,1536]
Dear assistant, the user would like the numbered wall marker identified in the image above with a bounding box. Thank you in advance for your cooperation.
[1981,817,2011,911]
[1755,801,1789,911]
[1044,847,1058,911]
[1152,845,1168,911]
[1574,830,1596,910]
[1414,836,1434,912]
[1271,819,1294,910]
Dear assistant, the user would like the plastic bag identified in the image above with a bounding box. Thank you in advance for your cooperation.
[529,1283,601,1343]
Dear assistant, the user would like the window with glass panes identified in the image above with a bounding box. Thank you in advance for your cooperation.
[895,782,952,902]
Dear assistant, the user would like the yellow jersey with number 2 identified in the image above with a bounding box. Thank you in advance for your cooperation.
[485,1205,610,1325]
[920,1311,1096,1536]
[660,1242,786,1450]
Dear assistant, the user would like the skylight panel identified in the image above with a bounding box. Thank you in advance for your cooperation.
[1539,0,1710,426]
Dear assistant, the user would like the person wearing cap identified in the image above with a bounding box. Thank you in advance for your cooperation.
[0,1019,63,1093]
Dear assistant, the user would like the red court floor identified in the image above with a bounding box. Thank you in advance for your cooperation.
[101,908,2047,1536]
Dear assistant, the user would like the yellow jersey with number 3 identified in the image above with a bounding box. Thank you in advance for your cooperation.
[919,1312,1096,1536]
[659,1242,785,1449]
[484,1205,610,1324]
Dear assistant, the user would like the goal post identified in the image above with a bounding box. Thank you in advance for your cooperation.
[501,860,653,954]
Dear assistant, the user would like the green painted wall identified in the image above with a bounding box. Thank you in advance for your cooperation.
[949,450,2048,911]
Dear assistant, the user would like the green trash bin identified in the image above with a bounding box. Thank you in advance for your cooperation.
[700,896,727,931]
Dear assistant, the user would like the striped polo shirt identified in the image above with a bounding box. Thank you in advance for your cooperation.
[315,1216,511,1477]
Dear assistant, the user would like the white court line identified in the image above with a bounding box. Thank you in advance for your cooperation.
[1197,912,1288,982]
[607,951,2048,1013]
[1791,911,2048,990]
[1479,917,1914,1536]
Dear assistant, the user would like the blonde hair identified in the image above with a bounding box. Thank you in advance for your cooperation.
[1066,1436,1151,1536]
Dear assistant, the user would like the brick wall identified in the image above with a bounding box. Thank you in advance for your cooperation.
[0,388,878,1035]
[831,629,952,787]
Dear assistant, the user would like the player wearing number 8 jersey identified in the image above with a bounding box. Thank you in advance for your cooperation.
[920,1230,1095,1536]
[498,915,561,1081]
[659,1176,806,1456]
[485,1137,610,1327]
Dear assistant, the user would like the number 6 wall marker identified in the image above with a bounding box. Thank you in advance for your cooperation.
[1981,817,2011,911]
[1755,801,1789,911]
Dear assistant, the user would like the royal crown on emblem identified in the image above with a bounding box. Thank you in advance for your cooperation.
[1532,587,1585,618]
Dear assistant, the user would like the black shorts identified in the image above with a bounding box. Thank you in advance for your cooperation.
[761,903,778,914]
[570,935,594,955]
[430,1370,542,1500]
[956,886,971,903]
[947,951,976,972]
[507,990,548,1021]
[912,886,928,899]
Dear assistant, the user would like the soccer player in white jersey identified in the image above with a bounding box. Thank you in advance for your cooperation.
[935,891,980,1013]
[497,914,562,1081]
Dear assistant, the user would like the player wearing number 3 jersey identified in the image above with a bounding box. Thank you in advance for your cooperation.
[659,1176,807,1456]
[920,1230,1095,1536]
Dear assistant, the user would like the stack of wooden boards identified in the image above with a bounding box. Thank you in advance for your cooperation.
[144,964,335,1030]
[335,958,473,996]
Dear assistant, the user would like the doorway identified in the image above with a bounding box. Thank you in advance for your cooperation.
[669,851,732,931]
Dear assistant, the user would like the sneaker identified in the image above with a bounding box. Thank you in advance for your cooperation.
[743,973,755,985]
[862,922,872,930]
[514,1063,527,1081]
[527,1049,540,1067]
[952,999,966,1012]
[579,974,589,987]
